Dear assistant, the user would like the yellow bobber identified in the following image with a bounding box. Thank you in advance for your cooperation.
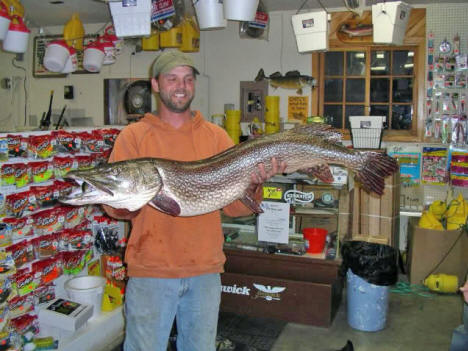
[424,274,459,293]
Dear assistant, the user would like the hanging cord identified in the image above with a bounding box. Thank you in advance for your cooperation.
[423,227,466,281]
[11,57,28,126]
[296,0,328,14]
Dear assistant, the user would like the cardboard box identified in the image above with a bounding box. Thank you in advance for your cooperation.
[407,220,468,285]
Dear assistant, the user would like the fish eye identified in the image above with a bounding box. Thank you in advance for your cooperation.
[82,182,89,193]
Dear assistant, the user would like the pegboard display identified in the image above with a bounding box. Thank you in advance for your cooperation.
[425,4,468,144]
[427,4,468,54]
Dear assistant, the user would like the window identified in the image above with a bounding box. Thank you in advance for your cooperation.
[321,48,417,131]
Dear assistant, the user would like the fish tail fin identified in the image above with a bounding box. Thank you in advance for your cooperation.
[354,152,398,195]
[255,68,266,81]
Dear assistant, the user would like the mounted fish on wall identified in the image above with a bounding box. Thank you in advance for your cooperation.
[255,69,316,95]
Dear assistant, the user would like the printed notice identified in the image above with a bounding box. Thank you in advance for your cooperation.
[257,201,290,244]
[288,96,308,123]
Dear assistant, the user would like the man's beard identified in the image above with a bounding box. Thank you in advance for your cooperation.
[159,90,194,113]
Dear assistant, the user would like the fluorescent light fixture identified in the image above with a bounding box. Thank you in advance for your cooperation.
[355,52,365,58]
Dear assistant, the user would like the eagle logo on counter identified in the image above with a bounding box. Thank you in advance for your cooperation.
[253,284,286,301]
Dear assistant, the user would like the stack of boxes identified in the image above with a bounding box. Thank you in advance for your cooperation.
[350,172,401,247]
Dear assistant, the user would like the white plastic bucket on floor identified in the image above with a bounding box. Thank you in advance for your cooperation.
[44,40,70,73]
[61,46,78,74]
[224,0,259,21]
[3,15,30,53]
[346,269,389,332]
[65,275,106,319]
[193,0,227,30]
[83,41,105,72]
[0,2,11,40]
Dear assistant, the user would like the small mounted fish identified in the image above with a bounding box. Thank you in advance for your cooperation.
[339,24,373,37]
[255,68,316,95]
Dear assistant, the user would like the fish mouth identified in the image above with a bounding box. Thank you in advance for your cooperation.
[59,175,115,203]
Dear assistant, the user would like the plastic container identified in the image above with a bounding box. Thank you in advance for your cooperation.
[192,0,227,30]
[142,29,159,51]
[99,37,116,65]
[347,269,389,332]
[224,0,259,21]
[265,95,280,134]
[302,227,327,253]
[43,40,70,73]
[65,276,106,319]
[0,1,11,40]
[83,41,105,72]
[63,13,84,50]
[61,46,78,74]
[2,0,24,18]
[160,25,182,48]
[180,17,200,52]
[3,15,29,53]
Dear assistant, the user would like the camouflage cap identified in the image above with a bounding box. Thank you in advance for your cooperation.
[152,50,199,77]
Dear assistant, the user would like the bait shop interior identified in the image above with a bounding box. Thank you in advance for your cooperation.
[0,0,468,350]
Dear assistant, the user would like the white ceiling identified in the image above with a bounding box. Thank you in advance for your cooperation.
[18,0,468,28]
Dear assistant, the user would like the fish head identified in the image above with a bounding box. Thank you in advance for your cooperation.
[301,76,316,88]
[59,159,162,212]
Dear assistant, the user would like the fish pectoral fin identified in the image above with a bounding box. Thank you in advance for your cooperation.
[299,164,334,183]
[240,193,263,214]
[149,193,181,216]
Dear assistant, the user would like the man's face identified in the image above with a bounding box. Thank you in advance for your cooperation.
[152,65,196,113]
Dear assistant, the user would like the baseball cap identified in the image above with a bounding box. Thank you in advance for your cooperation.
[152,50,199,77]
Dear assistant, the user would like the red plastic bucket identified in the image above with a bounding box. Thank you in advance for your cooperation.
[302,228,328,253]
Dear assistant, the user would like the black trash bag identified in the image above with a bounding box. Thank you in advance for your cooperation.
[340,240,398,286]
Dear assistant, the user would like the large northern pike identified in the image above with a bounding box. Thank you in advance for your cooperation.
[60,124,398,216]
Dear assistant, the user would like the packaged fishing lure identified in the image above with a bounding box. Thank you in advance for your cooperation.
[14,163,30,189]
[29,161,54,184]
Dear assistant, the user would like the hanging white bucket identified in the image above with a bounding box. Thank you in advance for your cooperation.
[192,0,227,30]
[3,15,30,53]
[0,2,11,41]
[44,40,70,73]
[83,41,105,72]
[61,46,78,74]
[224,0,259,21]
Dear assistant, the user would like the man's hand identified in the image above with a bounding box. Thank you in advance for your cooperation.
[247,157,287,194]
[460,280,468,303]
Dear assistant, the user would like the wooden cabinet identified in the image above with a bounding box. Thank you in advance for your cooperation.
[220,249,343,327]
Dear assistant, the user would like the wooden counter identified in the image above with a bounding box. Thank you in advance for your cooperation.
[220,248,343,327]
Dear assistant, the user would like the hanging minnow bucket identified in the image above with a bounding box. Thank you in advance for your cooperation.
[83,40,105,72]
[44,40,70,73]
[3,15,30,53]
[61,45,78,74]
[0,2,11,41]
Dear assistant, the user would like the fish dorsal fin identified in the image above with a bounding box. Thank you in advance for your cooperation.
[291,123,342,143]
[284,70,301,77]
[269,71,282,78]
[299,164,334,183]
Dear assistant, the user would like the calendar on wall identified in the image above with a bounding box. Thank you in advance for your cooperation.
[32,35,99,78]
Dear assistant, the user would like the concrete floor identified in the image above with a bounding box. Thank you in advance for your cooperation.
[272,288,465,351]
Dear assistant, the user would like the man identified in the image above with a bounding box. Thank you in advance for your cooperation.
[449,278,468,351]
[104,50,286,351]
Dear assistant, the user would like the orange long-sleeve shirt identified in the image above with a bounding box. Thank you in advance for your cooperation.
[104,111,254,278]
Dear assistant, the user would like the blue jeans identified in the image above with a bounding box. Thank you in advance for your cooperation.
[123,273,221,351]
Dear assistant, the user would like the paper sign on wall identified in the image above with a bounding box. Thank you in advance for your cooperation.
[257,201,290,244]
[288,96,308,123]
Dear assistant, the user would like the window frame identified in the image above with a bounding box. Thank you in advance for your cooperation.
[311,9,426,142]
[320,47,418,133]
